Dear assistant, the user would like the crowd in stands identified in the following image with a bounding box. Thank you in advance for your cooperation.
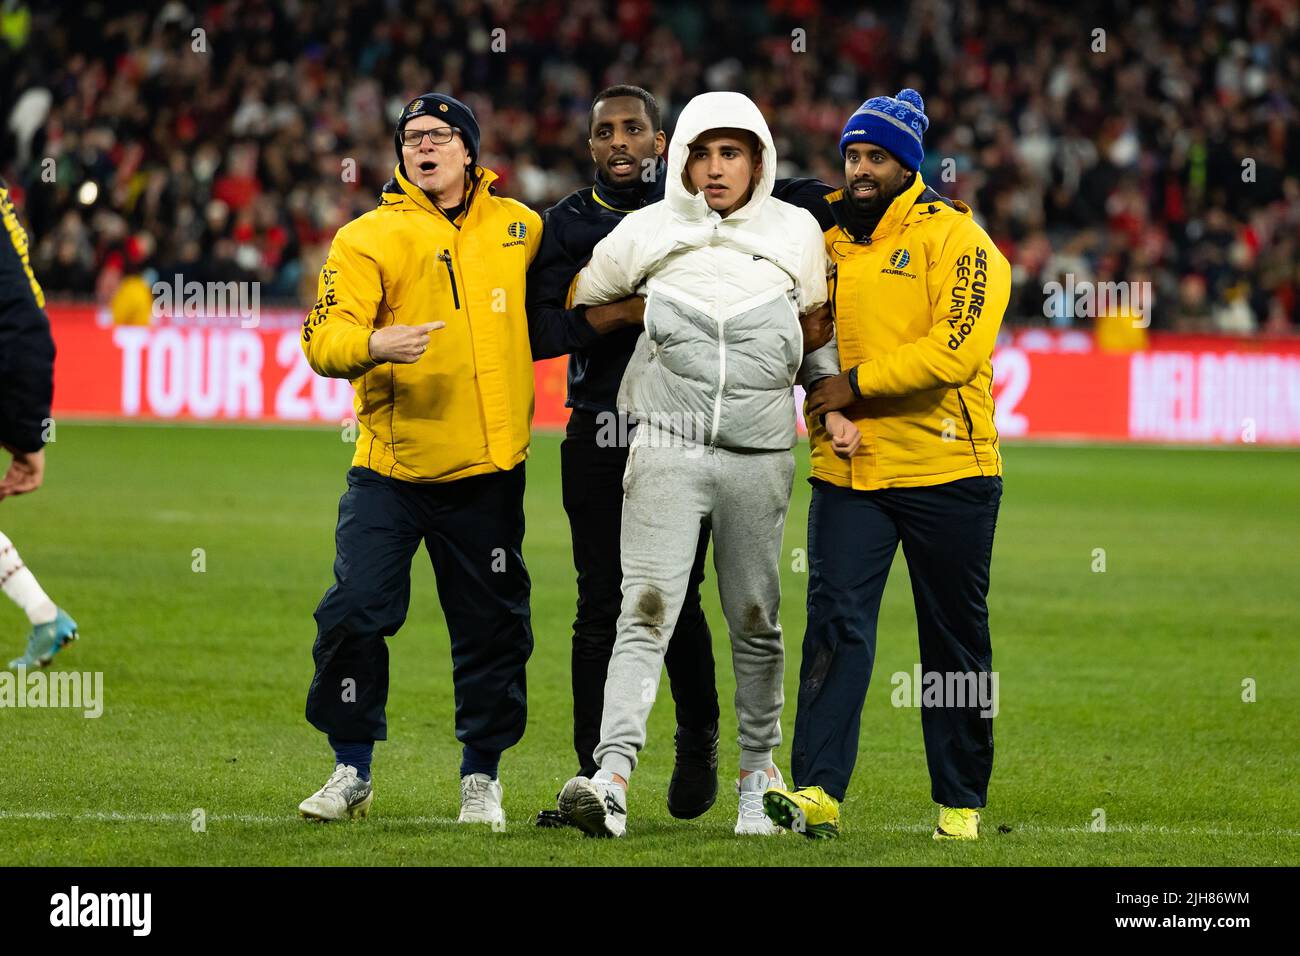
[2,0,1297,333]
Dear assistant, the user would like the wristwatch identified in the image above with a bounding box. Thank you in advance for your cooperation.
[848,365,863,399]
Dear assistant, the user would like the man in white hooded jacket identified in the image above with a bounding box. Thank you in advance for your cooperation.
[557,91,860,837]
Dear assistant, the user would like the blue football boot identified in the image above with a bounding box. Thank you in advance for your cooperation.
[8,608,79,669]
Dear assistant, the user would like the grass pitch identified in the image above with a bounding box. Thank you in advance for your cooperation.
[1,423,1297,866]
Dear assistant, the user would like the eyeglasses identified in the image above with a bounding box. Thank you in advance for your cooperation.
[400,126,461,147]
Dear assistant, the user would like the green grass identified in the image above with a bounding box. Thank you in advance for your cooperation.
[1,423,1297,865]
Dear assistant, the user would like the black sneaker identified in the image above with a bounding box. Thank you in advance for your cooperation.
[535,809,570,828]
[536,775,591,828]
[667,722,719,819]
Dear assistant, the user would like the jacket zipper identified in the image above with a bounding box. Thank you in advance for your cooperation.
[437,249,460,309]
[955,390,985,476]
[709,237,724,450]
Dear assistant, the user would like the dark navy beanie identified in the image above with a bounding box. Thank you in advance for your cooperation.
[394,93,481,170]
[839,88,929,171]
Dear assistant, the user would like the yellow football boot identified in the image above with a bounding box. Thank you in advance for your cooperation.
[762,785,840,840]
[932,806,980,841]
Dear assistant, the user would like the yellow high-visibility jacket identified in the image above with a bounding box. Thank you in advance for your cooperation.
[302,164,542,483]
[809,173,1011,490]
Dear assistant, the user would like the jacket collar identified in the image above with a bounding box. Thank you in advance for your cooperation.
[382,164,499,218]
[829,172,929,242]
[592,157,666,213]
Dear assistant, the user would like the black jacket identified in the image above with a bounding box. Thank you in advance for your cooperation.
[0,182,55,453]
[526,164,836,414]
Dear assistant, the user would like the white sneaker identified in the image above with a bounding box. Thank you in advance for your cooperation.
[735,768,785,835]
[558,775,627,838]
[458,773,506,828]
[299,764,373,821]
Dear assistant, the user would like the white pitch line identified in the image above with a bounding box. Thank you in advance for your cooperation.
[0,810,455,825]
[873,822,1300,838]
[0,810,1295,838]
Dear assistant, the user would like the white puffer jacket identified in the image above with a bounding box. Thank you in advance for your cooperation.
[573,91,838,451]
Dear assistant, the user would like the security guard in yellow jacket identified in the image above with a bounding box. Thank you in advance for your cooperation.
[763,90,1010,842]
[297,94,542,826]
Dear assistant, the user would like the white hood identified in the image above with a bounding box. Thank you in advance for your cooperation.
[666,91,777,222]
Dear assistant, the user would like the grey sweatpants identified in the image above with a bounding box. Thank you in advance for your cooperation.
[594,425,796,780]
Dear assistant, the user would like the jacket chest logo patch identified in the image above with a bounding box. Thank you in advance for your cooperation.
[502,220,527,248]
[881,248,916,279]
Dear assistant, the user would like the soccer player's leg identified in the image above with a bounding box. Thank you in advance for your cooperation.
[771,480,899,839]
[710,446,794,836]
[424,463,533,829]
[562,431,712,837]
[1,530,77,670]
[894,476,1002,841]
[661,521,721,819]
[300,467,425,821]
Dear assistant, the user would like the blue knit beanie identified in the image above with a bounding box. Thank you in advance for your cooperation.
[839,88,929,171]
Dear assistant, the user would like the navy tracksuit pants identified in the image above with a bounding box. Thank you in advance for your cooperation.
[791,475,1001,808]
[305,464,533,753]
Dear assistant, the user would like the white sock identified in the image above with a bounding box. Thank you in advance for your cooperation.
[592,768,626,795]
[739,749,775,774]
[0,532,58,626]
